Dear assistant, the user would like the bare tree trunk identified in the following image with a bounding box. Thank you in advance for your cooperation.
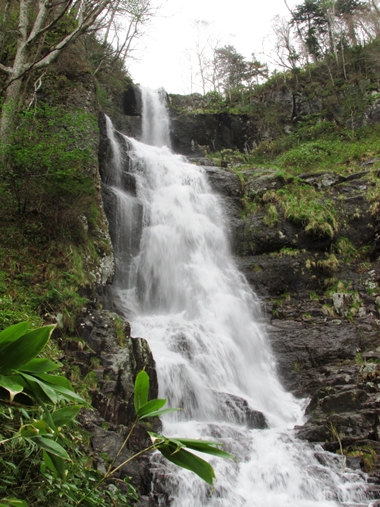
[103,0,120,44]
[1,78,23,143]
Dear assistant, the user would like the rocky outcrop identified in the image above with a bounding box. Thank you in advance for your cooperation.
[170,113,257,156]
[72,309,159,498]
[202,160,380,479]
[115,85,257,156]
[215,392,268,429]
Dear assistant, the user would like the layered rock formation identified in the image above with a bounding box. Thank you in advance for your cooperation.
[201,163,380,481]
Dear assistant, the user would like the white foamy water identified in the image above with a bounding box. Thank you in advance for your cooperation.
[103,88,373,507]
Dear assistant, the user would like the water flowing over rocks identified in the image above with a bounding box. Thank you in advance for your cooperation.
[189,157,380,482]
[95,87,380,505]
[207,168,380,481]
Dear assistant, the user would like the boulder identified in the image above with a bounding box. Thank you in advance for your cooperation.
[215,392,268,429]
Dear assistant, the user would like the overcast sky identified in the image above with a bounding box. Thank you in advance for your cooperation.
[127,0,299,94]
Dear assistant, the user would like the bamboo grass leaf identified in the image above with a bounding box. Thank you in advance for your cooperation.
[136,398,166,417]
[51,405,82,427]
[0,325,55,374]
[139,408,179,420]
[43,450,67,480]
[134,370,149,412]
[0,322,29,347]
[31,436,69,459]
[158,443,215,485]
[21,358,61,374]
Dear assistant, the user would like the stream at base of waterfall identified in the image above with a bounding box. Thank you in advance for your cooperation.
[102,87,376,507]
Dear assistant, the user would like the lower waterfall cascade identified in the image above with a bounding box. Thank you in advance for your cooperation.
[102,87,378,507]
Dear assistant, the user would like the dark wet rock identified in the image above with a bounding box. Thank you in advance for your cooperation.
[204,166,242,198]
[298,172,345,188]
[121,85,142,116]
[75,309,159,496]
[169,112,256,156]
[244,171,284,198]
[216,392,268,429]
[307,388,368,415]
[203,166,245,255]
[188,156,216,166]
[79,410,153,495]
[361,158,380,168]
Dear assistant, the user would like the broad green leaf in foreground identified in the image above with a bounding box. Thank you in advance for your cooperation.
[0,499,28,507]
[0,375,24,400]
[148,432,234,485]
[158,441,215,485]
[0,322,30,347]
[43,450,67,480]
[33,373,90,406]
[0,325,55,374]
[136,398,166,417]
[170,438,235,459]
[0,375,34,406]
[50,405,82,428]
[139,408,179,420]
[21,358,61,374]
[134,370,149,413]
[19,372,58,404]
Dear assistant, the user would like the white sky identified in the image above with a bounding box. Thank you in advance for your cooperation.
[128,0,299,94]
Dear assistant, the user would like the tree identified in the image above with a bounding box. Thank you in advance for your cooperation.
[291,0,331,61]
[270,15,305,70]
[214,45,247,101]
[95,0,158,75]
[0,0,111,141]
[181,20,225,95]
[336,0,367,44]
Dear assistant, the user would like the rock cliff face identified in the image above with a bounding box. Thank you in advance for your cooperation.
[116,85,257,155]
[201,164,380,479]
[76,309,159,500]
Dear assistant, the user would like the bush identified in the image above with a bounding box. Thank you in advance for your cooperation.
[0,103,97,242]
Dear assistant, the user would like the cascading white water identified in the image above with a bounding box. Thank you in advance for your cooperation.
[141,87,171,148]
[105,88,373,507]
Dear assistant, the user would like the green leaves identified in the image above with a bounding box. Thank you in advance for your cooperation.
[0,325,55,375]
[21,358,62,374]
[158,441,216,485]
[134,370,150,412]
[131,371,233,486]
[134,371,179,420]
[0,375,26,404]
[0,322,88,408]
[0,499,28,507]
[167,438,235,459]
[0,322,87,485]
[0,322,29,346]
[49,405,82,428]
[148,432,234,485]
[33,437,69,459]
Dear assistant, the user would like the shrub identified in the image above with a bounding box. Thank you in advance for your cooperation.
[0,103,97,242]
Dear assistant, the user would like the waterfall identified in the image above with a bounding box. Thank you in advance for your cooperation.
[141,87,171,148]
[104,88,373,507]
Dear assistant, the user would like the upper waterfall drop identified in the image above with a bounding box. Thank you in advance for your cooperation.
[141,86,171,148]
[102,87,374,507]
